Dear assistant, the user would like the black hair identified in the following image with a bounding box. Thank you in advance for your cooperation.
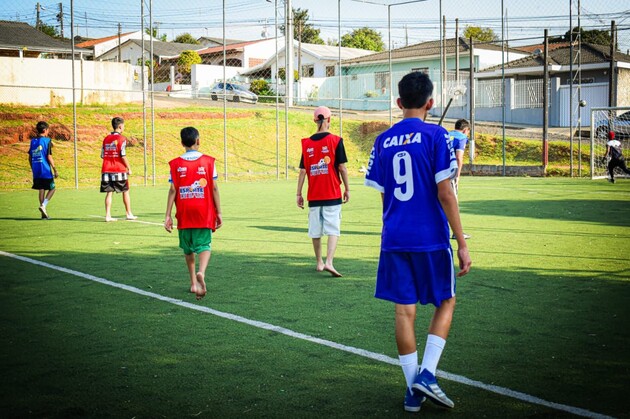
[36,121,49,135]
[455,118,470,131]
[398,72,433,109]
[180,126,199,147]
[111,117,124,130]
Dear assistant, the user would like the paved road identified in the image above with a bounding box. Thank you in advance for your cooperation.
[154,94,586,142]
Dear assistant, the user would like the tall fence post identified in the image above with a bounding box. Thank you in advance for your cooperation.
[543,29,549,169]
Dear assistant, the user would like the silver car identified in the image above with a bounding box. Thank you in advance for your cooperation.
[204,82,258,104]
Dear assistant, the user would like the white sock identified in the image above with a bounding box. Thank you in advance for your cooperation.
[42,199,49,207]
[398,351,418,390]
[420,334,446,376]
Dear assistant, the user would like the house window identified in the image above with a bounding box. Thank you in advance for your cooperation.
[564,77,595,84]
[302,64,314,77]
[326,65,335,77]
[375,71,390,90]
[411,67,429,74]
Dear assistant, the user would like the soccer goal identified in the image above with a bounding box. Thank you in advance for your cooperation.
[590,106,630,179]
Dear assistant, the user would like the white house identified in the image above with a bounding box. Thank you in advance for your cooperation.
[242,41,373,80]
[197,37,286,69]
[96,39,205,65]
[76,30,160,58]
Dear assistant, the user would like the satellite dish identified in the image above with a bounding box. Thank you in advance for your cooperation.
[533,48,543,57]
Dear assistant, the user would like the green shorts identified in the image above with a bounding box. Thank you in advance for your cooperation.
[178,228,212,255]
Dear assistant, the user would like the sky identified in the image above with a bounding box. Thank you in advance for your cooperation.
[3,0,630,51]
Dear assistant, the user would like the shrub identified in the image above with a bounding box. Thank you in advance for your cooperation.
[249,79,270,96]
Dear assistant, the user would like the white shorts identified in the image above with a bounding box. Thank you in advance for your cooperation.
[308,205,341,238]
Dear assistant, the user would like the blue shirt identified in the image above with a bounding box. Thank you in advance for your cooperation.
[365,118,457,252]
[449,130,468,153]
[28,136,53,179]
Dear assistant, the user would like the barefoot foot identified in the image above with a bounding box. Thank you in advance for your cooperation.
[195,272,207,300]
[323,264,342,278]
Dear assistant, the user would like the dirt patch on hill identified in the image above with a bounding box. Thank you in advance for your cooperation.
[358,121,390,136]
[116,111,253,120]
[0,124,73,145]
[0,109,251,147]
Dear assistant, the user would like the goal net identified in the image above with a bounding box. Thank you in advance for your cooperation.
[590,106,630,179]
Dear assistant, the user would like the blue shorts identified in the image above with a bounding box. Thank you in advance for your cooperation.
[375,249,455,307]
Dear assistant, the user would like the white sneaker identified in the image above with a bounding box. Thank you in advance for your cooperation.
[105,216,117,222]
[126,214,138,220]
[39,205,49,219]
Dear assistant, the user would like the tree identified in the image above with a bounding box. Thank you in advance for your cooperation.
[281,8,324,45]
[39,23,59,38]
[177,50,202,75]
[145,27,167,42]
[564,27,612,46]
[174,33,200,45]
[340,27,384,52]
[463,25,498,43]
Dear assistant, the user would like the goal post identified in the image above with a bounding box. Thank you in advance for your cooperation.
[590,106,630,179]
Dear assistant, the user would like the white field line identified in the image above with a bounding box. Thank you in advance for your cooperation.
[0,250,613,419]
[88,215,165,227]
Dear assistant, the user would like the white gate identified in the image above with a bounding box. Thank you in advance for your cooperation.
[558,82,608,127]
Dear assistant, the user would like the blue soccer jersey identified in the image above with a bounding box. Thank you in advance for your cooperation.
[365,118,457,252]
[449,130,468,153]
[28,136,53,179]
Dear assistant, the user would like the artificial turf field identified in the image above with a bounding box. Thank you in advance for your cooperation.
[0,177,628,418]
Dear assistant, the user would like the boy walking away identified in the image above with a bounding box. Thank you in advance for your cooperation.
[448,119,471,239]
[28,121,58,219]
[364,72,471,413]
[296,106,350,278]
[100,117,137,222]
[606,131,630,183]
[164,127,222,300]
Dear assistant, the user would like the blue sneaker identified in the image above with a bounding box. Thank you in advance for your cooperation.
[404,387,425,412]
[412,369,454,409]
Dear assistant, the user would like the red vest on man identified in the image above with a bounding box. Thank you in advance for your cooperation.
[169,155,218,231]
[301,134,342,201]
[101,133,127,173]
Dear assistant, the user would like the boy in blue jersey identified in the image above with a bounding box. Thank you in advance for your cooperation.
[365,72,471,413]
[448,119,471,239]
[28,121,58,219]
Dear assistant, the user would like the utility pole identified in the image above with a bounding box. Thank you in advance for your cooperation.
[57,3,64,38]
[85,12,88,37]
[405,24,408,47]
[36,3,41,30]
[118,23,122,63]
[543,29,549,169]
[455,18,459,85]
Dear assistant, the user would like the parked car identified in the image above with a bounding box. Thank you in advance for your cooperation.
[594,110,630,139]
[199,83,258,104]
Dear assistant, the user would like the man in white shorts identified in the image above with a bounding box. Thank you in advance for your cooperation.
[296,106,350,277]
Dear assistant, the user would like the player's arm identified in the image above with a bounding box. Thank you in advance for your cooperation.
[46,143,58,178]
[437,179,471,276]
[296,168,307,209]
[121,156,132,175]
[338,163,350,203]
[455,150,464,183]
[213,181,222,229]
[164,183,176,233]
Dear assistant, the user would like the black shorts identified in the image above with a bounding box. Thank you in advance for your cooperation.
[32,178,55,191]
[100,173,129,193]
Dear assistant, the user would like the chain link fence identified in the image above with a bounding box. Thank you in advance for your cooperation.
[1,0,628,189]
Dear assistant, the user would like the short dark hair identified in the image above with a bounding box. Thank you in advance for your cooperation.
[455,119,469,131]
[111,117,124,130]
[180,127,199,147]
[398,72,433,109]
[36,121,49,135]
